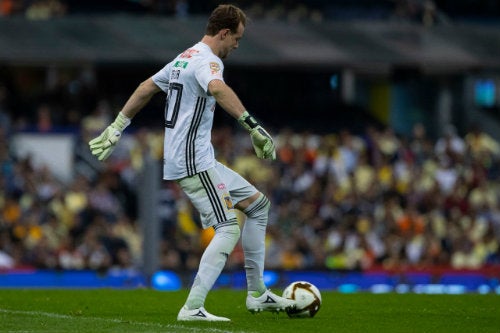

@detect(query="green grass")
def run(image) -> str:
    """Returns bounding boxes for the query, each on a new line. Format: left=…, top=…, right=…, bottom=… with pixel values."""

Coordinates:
left=0, top=289, right=499, bottom=333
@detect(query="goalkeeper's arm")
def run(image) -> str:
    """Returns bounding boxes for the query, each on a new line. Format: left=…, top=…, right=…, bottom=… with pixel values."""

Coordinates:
left=89, top=78, right=161, bottom=161
left=208, top=79, right=276, bottom=160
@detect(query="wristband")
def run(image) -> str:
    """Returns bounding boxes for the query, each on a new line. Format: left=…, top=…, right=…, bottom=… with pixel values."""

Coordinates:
left=112, top=112, right=131, bottom=131
left=238, top=111, right=259, bottom=131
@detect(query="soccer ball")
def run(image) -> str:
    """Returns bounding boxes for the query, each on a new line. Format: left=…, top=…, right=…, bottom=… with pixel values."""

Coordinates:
left=282, top=281, right=322, bottom=318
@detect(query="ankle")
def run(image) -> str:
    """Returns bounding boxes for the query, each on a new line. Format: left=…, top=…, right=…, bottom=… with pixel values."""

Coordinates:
left=248, top=290, right=263, bottom=297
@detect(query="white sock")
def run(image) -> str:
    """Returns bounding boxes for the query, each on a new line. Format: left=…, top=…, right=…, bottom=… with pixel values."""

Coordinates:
left=185, top=223, right=240, bottom=309
left=242, top=194, right=270, bottom=295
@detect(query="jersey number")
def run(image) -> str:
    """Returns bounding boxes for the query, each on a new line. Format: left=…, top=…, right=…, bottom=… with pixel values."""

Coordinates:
left=164, top=82, right=183, bottom=128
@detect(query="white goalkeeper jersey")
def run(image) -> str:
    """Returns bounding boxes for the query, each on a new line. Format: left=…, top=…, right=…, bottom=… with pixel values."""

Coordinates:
left=152, top=42, right=224, bottom=180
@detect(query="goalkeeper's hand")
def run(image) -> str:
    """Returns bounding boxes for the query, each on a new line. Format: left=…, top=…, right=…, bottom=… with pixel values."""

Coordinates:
left=238, top=111, right=276, bottom=160
left=88, top=112, right=131, bottom=161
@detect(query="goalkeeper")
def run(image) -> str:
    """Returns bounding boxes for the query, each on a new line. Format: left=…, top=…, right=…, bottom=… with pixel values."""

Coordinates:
left=89, top=4, right=294, bottom=322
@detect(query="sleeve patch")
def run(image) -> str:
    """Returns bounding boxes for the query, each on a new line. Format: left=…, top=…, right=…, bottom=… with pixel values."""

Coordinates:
left=210, top=62, right=221, bottom=75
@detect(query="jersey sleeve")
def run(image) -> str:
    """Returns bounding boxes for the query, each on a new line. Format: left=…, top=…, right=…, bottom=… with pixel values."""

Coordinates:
left=195, top=56, right=224, bottom=93
left=152, top=62, right=173, bottom=93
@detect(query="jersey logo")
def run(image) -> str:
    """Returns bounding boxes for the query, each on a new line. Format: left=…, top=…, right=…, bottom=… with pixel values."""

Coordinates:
left=223, top=193, right=234, bottom=210
left=210, top=62, right=221, bottom=75
left=180, top=49, right=198, bottom=58
left=263, top=295, right=277, bottom=304
left=173, top=60, right=188, bottom=68
left=193, top=310, right=207, bottom=318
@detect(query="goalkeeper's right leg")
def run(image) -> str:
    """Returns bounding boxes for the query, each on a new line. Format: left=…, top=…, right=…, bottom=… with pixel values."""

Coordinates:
left=179, top=223, right=240, bottom=317
left=177, top=167, right=243, bottom=320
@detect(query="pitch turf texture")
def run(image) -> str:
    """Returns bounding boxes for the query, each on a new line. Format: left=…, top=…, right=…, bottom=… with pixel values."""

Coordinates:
left=0, top=289, right=499, bottom=333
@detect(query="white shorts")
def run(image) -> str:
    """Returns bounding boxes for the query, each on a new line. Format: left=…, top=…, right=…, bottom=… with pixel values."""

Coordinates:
left=177, top=161, right=258, bottom=229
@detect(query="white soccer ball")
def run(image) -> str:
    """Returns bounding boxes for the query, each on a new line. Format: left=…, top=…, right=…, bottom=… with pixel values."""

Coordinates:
left=282, top=281, right=322, bottom=318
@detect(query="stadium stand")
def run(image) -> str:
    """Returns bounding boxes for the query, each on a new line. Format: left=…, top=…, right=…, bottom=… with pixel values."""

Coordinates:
left=1, top=0, right=500, bottom=291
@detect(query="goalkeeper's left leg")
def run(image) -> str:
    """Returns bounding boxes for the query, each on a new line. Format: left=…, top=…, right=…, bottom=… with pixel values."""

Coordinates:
left=207, top=162, right=271, bottom=295
left=241, top=194, right=296, bottom=313
left=241, top=193, right=270, bottom=295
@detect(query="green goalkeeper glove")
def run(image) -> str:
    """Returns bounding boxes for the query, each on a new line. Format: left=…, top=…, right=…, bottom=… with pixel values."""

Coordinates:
left=88, top=112, right=131, bottom=161
left=238, top=111, right=276, bottom=160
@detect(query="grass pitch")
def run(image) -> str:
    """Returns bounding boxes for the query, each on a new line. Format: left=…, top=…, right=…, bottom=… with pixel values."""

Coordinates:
left=0, top=289, right=499, bottom=333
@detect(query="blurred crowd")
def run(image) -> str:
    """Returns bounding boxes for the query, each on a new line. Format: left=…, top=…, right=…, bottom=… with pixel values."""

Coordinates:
left=1, top=1, right=499, bottom=275
left=1, top=92, right=500, bottom=272
left=0, top=0, right=449, bottom=26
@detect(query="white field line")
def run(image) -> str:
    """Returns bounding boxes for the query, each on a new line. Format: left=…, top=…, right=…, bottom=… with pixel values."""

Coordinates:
left=0, top=308, right=252, bottom=333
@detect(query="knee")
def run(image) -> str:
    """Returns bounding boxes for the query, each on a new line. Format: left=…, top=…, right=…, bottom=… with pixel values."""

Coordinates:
left=216, top=223, right=241, bottom=247
left=245, top=194, right=270, bottom=218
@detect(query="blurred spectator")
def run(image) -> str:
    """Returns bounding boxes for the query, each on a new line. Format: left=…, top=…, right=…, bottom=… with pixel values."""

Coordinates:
left=434, top=157, right=458, bottom=195
left=465, top=124, right=500, bottom=168
left=391, top=0, right=449, bottom=26
left=25, top=0, right=66, bottom=20
left=0, top=249, right=15, bottom=269
left=435, top=124, right=465, bottom=163
left=0, top=0, right=24, bottom=16
left=81, top=99, right=113, bottom=136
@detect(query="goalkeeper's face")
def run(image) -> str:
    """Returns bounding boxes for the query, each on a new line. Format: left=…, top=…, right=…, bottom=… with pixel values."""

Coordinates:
left=220, top=23, right=244, bottom=59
